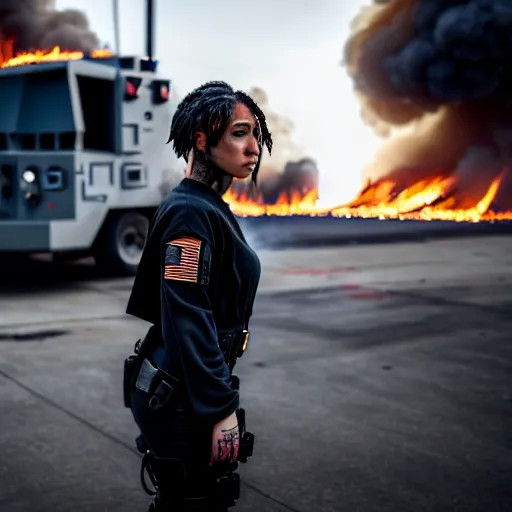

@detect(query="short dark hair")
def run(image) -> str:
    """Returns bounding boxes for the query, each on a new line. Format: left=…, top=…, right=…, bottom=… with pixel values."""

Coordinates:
left=167, top=81, right=273, bottom=182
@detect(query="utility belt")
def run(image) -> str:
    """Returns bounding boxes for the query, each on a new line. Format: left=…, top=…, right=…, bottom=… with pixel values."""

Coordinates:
left=218, top=328, right=250, bottom=372
left=123, top=325, right=250, bottom=412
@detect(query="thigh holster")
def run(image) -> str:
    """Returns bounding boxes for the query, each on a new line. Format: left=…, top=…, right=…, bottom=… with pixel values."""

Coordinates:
left=236, top=408, right=255, bottom=463
left=136, top=435, right=240, bottom=510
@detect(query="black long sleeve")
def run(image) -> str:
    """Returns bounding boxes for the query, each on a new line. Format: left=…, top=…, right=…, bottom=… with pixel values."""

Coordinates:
left=126, top=178, right=260, bottom=425
left=159, top=204, right=239, bottom=424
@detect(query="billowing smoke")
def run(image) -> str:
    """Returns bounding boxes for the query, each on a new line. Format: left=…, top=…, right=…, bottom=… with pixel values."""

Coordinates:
left=231, top=86, right=319, bottom=203
left=0, top=0, right=100, bottom=54
left=345, top=0, right=512, bottom=210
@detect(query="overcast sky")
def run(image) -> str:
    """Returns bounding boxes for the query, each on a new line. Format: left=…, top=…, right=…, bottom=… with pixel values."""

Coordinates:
left=56, top=0, right=380, bottom=205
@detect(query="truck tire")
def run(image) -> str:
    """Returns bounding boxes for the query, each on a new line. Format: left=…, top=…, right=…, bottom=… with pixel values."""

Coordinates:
left=93, top=211, right=150, bottom=276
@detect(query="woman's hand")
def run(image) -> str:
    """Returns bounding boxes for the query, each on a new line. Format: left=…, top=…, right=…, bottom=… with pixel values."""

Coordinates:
left=209, top=411, right=239, bottom=466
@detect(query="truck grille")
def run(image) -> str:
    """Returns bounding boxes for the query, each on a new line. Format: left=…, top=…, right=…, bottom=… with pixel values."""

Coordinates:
left=0, top=164, right=15, bottom=219
left=0, top=132, right=76, bottom=151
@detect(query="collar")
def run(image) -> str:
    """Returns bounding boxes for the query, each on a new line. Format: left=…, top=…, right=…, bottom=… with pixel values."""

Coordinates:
left=181, top=177, right=231, bottom=209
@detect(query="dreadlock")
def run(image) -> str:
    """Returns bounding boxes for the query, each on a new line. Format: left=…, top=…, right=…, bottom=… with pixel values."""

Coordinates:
left=167, top=81, right=273, bottom=183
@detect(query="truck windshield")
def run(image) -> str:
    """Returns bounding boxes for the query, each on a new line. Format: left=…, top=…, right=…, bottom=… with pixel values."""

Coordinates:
left=76, top=75, right=116, bottom=152
left=0, top=68, right=75, bottom=151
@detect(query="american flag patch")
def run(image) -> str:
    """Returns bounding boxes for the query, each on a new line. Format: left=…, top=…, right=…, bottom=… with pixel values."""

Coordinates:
left=164, top=237, right=202, bottom=283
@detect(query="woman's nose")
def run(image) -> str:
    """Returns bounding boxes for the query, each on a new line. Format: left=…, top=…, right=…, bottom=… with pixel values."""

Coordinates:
left=247, top=135, right=260, bottom=156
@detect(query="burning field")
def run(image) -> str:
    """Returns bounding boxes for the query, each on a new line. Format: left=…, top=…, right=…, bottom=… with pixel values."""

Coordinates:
left=227, top=0, right=512, bottom=224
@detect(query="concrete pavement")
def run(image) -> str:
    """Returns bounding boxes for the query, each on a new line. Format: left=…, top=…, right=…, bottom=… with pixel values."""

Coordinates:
left=0, top=235, right=511, bottom=511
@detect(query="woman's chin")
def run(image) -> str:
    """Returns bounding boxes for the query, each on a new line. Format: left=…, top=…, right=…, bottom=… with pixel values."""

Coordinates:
left=231, top=168, right=253, bottom=180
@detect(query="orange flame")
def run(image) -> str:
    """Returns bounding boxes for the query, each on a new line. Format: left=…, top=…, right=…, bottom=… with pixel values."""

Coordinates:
left=224, top=187, right=327, bottom=217
left=225, top=172, right=512, bottom=222
left=0, top=40, right=112, bottom=68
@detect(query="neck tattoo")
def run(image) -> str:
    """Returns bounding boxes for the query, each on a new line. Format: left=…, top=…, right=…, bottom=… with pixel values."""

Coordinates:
left=190, top=152, right=233, bottom=196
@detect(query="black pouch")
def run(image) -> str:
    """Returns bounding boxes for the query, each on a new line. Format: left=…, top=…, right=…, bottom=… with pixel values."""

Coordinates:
left=123, top=325, right=160, bottom=408
left=236, top=408, right=255, bottom=463
left=134, top=356, right=180, bottom=412
left=148, top=374, right=178, bottom=411
left=123, top=337, right=144, bottom=408
left=123, top=352, right=138, bottom=408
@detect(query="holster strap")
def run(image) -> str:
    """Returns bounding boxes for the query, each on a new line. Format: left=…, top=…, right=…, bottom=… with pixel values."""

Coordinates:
left=135, top=357, right=179, bottom=411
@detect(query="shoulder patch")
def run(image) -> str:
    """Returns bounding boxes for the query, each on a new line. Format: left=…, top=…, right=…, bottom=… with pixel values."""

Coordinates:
left=163, top=236, right=211, bottom=284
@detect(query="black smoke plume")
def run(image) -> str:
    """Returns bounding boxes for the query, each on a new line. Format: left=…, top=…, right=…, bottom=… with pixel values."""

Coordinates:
left=0, top=0, right=100, bottom=54
left=344, top=0, right=512, bottom=211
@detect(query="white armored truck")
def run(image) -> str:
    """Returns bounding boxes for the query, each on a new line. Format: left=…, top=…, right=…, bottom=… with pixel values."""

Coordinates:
left=0, top=52, right=179, bottom=275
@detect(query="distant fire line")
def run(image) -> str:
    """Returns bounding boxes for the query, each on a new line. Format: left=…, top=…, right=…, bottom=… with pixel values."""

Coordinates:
left=226, top=172, right=512, bottom=222
left=0, top=40, right=112, bottom=68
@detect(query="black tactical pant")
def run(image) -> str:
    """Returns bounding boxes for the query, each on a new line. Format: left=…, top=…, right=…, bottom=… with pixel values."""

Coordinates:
left=130, top=387, right=239, bottom=511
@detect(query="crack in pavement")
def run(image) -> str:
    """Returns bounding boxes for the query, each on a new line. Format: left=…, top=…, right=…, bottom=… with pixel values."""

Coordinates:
left=0, top=367, right=301, bottom=512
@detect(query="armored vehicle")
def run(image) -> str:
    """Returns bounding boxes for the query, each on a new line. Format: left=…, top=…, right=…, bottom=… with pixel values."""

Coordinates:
left=0, top=50, right=178, bottom=275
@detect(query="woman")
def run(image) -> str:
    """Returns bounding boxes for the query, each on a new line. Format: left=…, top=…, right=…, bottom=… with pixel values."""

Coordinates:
left=124, top=81, right=273, bottom=511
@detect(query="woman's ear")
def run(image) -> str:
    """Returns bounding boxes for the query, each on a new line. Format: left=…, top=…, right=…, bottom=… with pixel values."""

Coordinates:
left=195, top=131, right=207, bottom=152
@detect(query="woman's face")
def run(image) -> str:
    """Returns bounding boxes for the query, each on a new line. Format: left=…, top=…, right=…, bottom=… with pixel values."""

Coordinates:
left=208, top=102, right=261, bottom=180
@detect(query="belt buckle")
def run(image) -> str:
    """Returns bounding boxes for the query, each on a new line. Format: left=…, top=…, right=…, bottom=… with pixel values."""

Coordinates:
left=236, top=329, right=249, bottom=358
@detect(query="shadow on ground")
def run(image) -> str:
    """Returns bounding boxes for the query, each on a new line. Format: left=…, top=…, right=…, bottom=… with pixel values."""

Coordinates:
left=0, top=254, right=123, bottom=294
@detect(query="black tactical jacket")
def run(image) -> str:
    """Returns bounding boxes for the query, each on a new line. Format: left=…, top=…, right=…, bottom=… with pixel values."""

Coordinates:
left=126, top=178, right=261, bottom=424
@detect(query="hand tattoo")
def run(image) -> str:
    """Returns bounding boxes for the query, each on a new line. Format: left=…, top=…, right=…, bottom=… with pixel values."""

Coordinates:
left=217, top=426, right=240, bottom=463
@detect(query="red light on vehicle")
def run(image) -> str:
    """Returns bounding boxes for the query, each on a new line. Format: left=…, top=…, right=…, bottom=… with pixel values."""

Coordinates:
left=125, top=76, right=142, bottom=101
left=126, top=81, right=137, bottom=96
left=152, top=80, right=171, bottom=104
left=160, top=84, right=169, bottom=100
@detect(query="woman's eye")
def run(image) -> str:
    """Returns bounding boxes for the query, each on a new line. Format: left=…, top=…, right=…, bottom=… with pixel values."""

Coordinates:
left=233, top=131, right=247, bottom=137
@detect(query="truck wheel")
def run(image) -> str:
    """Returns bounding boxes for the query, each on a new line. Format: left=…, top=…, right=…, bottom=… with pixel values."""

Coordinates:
left=94, top=211, right=150, bottom=276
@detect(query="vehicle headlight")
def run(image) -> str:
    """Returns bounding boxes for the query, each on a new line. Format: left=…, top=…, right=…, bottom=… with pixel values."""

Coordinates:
left=22, top=169, right=37, bottom=184
left=20, top=166, right=41, bottom=206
